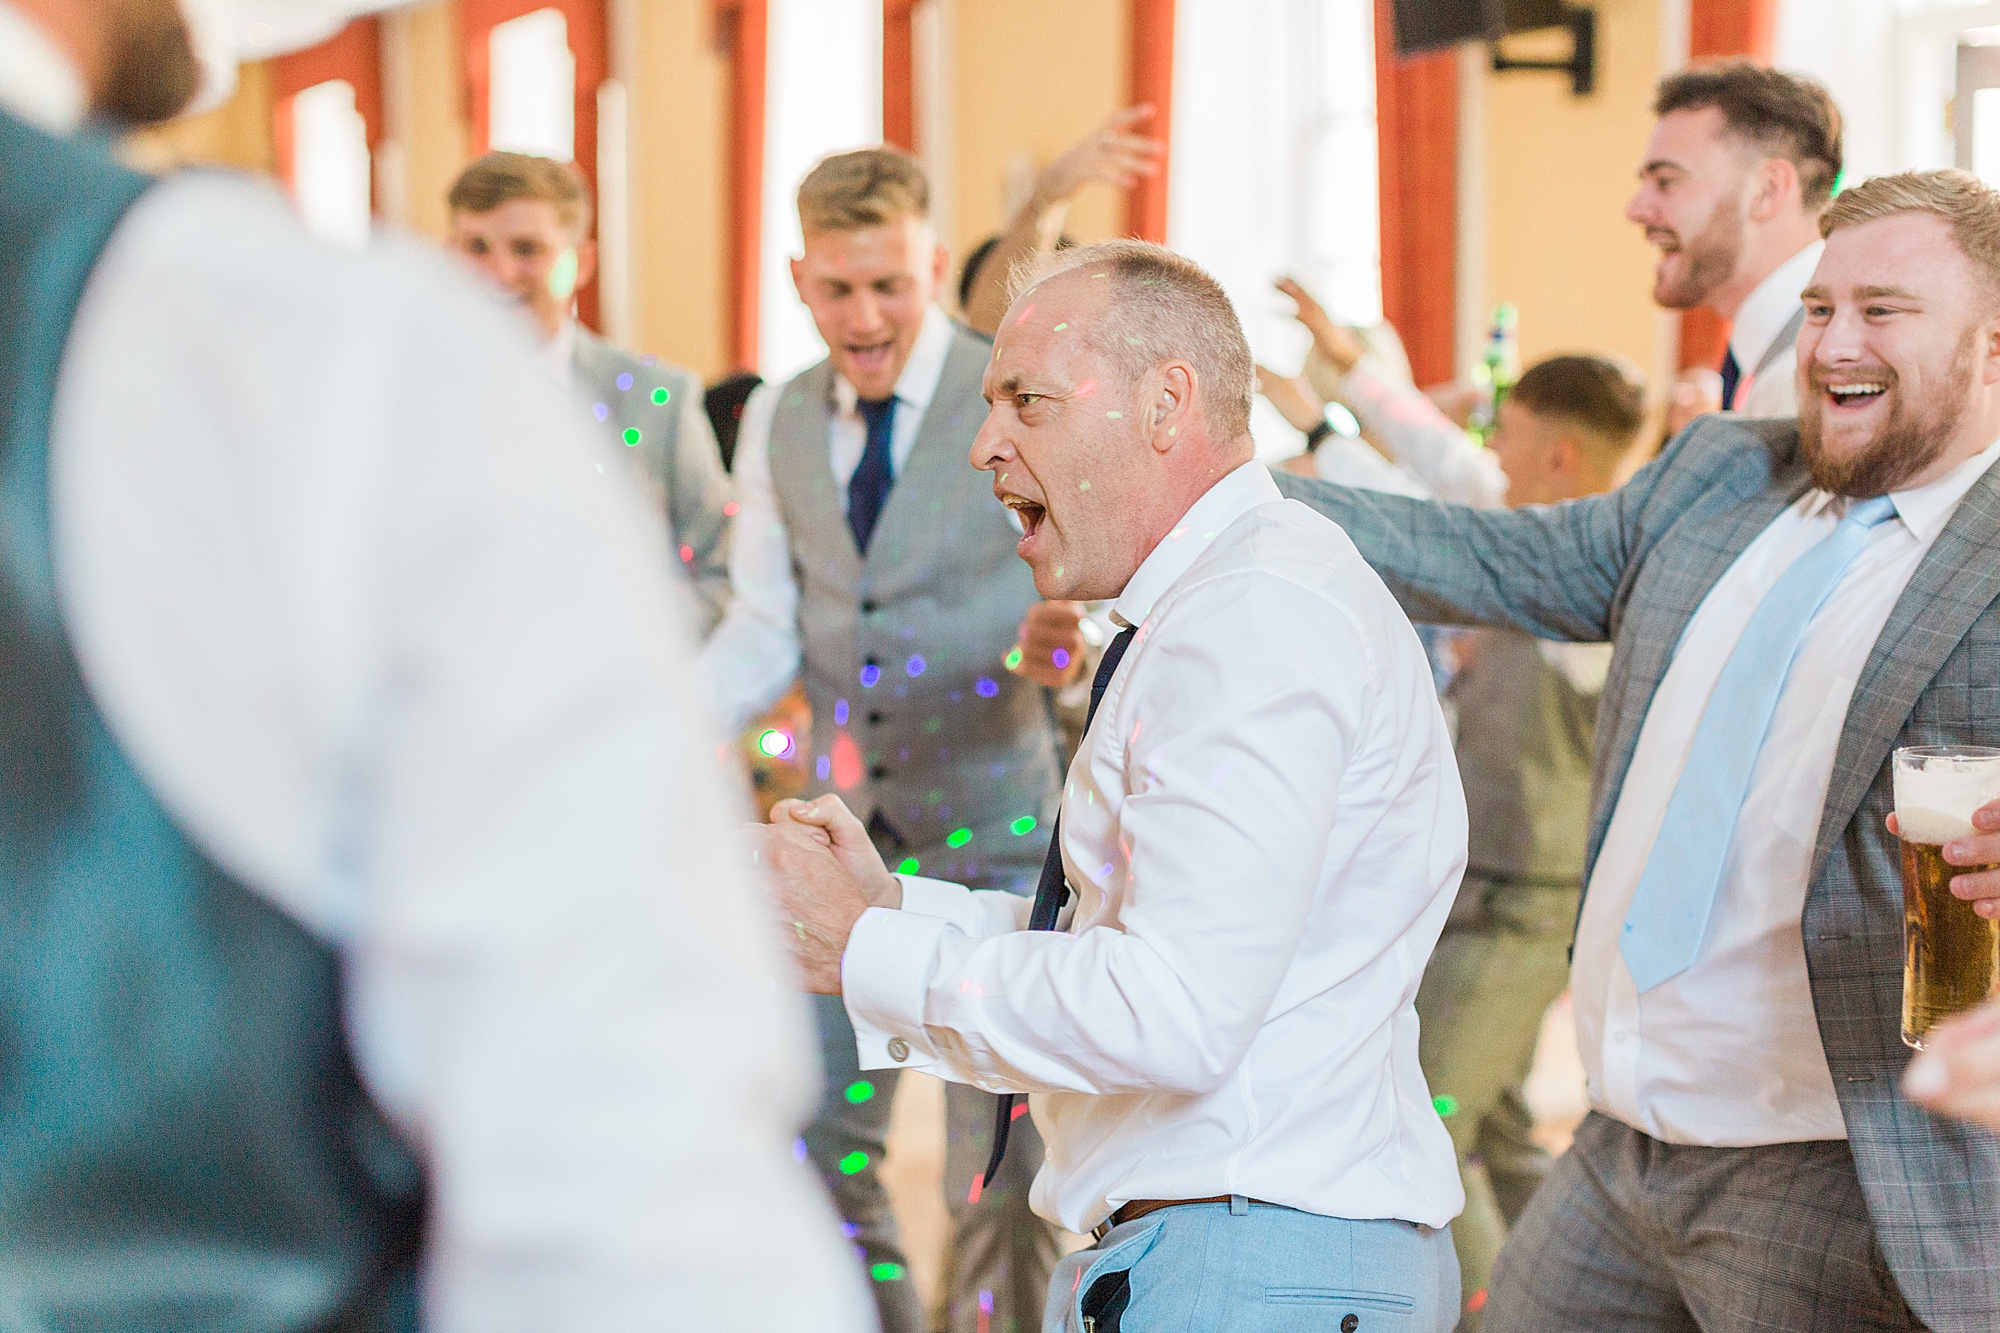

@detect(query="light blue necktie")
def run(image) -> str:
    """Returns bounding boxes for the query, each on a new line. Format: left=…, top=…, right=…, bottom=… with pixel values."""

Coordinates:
left=1619, top=495, right=1899, bottom=992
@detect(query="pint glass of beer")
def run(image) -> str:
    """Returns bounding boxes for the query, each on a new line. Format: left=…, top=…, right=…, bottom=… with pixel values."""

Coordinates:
left=1894, top=746, right=2000, bottom=1049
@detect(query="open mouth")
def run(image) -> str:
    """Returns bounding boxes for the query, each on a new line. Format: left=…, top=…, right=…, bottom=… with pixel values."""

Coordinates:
left=846, top=338, right=896, bottom=377
left=1825, top=381, right=1888, bottom=411
left=1002, top=494, right=1048, bottom=540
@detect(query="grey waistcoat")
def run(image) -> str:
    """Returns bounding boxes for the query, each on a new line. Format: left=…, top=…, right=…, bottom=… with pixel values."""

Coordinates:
left=1450, top=628, right=1601, bottom=885
left=768, top=323, right=1060, bottom=892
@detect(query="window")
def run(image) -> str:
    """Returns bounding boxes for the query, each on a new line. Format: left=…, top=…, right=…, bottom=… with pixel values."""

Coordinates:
left=291, top=79, right=372, bottom=247
left=1169, top=0, right=1380, bottom=456
left=489, top=7, right=576, bottom=161
left=760, top=0, right=883, bottom=377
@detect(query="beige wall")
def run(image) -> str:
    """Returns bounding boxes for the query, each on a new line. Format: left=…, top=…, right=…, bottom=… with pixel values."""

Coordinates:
left=1472, top=0, right=1667, bottom=406
left=387, top=1, right=470, bottom=241
left=621, top=2, right=732, bottom=379
left=945, top=0, right=1130, bottom=272
left=122, top=60, right=276, bottom=175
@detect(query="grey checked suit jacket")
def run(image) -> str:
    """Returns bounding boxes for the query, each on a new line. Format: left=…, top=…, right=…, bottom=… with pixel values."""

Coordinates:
left=1275, top=415, right=2000, bottom=1331
left=572, top=329, right=733, bottom=635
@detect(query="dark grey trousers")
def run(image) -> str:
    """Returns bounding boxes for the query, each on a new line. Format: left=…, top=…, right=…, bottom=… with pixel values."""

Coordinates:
left=1486, top=1112, right=1927, bottom=1332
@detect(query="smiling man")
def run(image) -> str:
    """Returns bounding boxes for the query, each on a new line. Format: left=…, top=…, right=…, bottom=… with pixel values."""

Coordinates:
left=699, top=147, right=1074, bottom=1333
left=446, top=152, right=732, bottom=632
left=1627, top=61, right=1842, bottom=415
left=763, top=240, right=1469, bottom=1333
left=1272, top=169, right=2000, bottom=1332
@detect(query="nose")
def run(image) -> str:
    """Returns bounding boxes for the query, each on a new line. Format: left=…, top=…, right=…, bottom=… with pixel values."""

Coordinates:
left=1808, top=306, right=1868, bottom=368
left=970, top=403, right=1013, bottom=473
left=1623, top=184, right=1654, bottom=228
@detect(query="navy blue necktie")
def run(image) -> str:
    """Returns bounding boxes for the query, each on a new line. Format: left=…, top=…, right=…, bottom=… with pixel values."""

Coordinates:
left=980, top=625, right=1137, bottom=1192
left=849, top=396, right=897, bottom=553
left=1719, top=347, right=1742, bottom=412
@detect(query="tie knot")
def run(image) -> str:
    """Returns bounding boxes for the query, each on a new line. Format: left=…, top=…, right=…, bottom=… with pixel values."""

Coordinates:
left=1843, top=495, right=1897, bottom=529
left=857, top=396, right=896, bottom=428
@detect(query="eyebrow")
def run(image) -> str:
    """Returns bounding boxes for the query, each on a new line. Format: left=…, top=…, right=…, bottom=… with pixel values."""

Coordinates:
left=1639, top=159, right=1685, bottom=177
left=1799, top=284, right=1924, bottom=302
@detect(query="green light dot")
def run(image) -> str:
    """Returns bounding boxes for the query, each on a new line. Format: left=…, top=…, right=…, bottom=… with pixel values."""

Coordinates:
left=844, top=1080, right=875, bottom=1105
left=1010, top=815, right=1037, bottom=836
left=896, top=856, right=920, bottom=874
left=946, top=827, right=973, bottom=849
left=651, top=386, right=670, bottom=405
left=622, top=427, right=641, bottom=447
left=871, top=1262, right=906, bottom=1282
left=838, top=1151, right=869, bottom=1175
left=1004, top=647, right=1024, bottom=670
left=1433, top=1095, right=1460, bottom=1118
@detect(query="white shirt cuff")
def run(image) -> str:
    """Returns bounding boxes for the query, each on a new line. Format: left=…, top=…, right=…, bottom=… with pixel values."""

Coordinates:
left=843, top=905, right=951, bottom=1073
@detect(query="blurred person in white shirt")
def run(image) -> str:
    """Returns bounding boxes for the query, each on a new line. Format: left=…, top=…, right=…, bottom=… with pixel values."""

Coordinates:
left=0, top=2, right=866, bottom=1329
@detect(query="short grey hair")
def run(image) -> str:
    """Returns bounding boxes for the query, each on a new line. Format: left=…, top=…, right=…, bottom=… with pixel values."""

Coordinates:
left=1014, top=240, right=1255, bottom=440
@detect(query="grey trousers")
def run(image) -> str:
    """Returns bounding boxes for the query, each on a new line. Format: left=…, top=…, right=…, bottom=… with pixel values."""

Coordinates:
left=938, top=1079, right=1060, bottom=1333
left=1414, top=872, right=1579, bottom=1328
left=806, top=994, right=1061, bottom=1333
left=1486, top=1112, right=1928, bottom=1333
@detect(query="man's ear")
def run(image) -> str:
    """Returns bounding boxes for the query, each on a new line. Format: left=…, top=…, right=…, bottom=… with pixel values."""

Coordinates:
left=1546, top=433, right=1581, bottom=479
left=931, top=243, right=950, bottom=295
left=1980, top=316, right=2000, bottom=387
left=1149, top=362, right=1197, bottom=453
left=1747, top=156, right=1802, bottom=224
left=573, top=238, right=599, bottom=293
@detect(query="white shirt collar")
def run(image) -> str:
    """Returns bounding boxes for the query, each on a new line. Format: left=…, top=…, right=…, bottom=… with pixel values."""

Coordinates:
left=1111, top=461, right=1281, bottom=630
left=0, top=4, right=88, bottom=134
left=831, top=305, right=955, bottom=419
left=543, top=316, right=577, bottom=388
left=1887, top=435, right=2000, bottom=544
left=1730, top=241, right=1823, bottom=373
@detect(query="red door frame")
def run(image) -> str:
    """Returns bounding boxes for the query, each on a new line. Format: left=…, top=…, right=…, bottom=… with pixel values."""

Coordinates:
left=1677, top=0, right=1779, bottom=371
left=1373, top=0, right=1458, bottom=387
left=270, top=19, right=386, bottom=204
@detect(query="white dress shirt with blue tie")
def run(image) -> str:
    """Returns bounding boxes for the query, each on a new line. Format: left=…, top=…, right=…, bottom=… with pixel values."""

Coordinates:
left=842, top=462, right=1469, bottom=1234
left=1575, top=438, right=2000, bottom=1146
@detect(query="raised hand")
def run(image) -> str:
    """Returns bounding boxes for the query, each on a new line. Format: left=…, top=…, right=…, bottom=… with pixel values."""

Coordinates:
left=1011, top=600, right=1088, bottom=689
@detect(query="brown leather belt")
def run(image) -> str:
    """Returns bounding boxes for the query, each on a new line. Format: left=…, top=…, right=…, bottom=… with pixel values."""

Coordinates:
left=1093, top=1195, right=1265, bottom=1241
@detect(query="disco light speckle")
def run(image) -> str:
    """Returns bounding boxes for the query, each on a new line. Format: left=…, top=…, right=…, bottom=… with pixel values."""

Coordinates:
left=896, top=856, right=920, bottom=874
left=616, top=372, right=634, bottom=391
left=1004, top=647, right=1024, bottom=671
left=622, top=427, right=641, bottom=447
left=1010, top=815, right=1037, bottom=836
left=976, top=677, right=1000, bottom=698
left=839, top=1151, right=869, bottom=1175
left=844, top=1079, right=875, bottom=1104
left=651, top=386, right=670, bottom=405
left=860, top=664, right=882, bottom=688
left=946, top=827, right=973, bottom=849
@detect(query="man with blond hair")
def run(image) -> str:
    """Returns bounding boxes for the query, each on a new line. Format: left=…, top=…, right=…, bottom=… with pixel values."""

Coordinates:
left=448, top=151, right=731, bottom=631
left=762, top=240, right=1467, bottom=1332
left=1277, top=169, right=2000, bottom=1331
left=701, top=147, right=1075, bottom=1333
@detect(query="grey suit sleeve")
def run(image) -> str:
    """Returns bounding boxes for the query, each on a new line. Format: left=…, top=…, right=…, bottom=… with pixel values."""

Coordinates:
left=665, top=374, right=733, bottom=639
left=1270, top=451, right=1670, bottom=642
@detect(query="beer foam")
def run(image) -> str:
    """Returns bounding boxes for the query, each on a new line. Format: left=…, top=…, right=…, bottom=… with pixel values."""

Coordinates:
left=1895, top=752, right=2000, bottom=843
left=1896, top=806, right=1976, bottom=846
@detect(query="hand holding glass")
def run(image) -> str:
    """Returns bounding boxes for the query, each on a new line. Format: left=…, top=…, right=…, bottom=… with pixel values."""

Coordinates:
left=1893, top=746, right=2000, bottom=1049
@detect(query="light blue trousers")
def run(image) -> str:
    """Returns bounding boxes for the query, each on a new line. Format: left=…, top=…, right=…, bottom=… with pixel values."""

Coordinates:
left=1045, top=1197, right=1459, bottom=1332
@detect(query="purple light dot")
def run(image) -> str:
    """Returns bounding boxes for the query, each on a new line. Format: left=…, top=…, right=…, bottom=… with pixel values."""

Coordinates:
left=793, top=1138, right=808, bottom=1162
left=860, top=665, right=882, bottom=688
left=976, top=677, right=1000, bottom=698
left=833, top=699, right=850, bottom=726
left=979, top=1291, right=994, bottom=1315
left=1051, top=648, right=1071, bottom=669
left=616, top=372, right=634, bottom=391
left=816, top=755, right=832, bottom=781
left=906, top=655, right=926, bottom=677
left=842, top=1222, right=861, bottom=1238
left=592, top=402, right=609, bottom=421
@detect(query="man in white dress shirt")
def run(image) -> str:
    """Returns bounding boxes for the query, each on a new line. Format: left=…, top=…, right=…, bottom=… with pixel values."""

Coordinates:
left=763, top=240, right=1466, bottom=1333
left=0, top=2, right=868, bottom=1328
left=1626, top=60, right=1844, bottom=416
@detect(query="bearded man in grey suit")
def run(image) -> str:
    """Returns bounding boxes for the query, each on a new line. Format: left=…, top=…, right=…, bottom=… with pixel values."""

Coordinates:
left=449, top=152, right=731, bottom=632
left=1277, top=169, right=2000, bottom=1332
